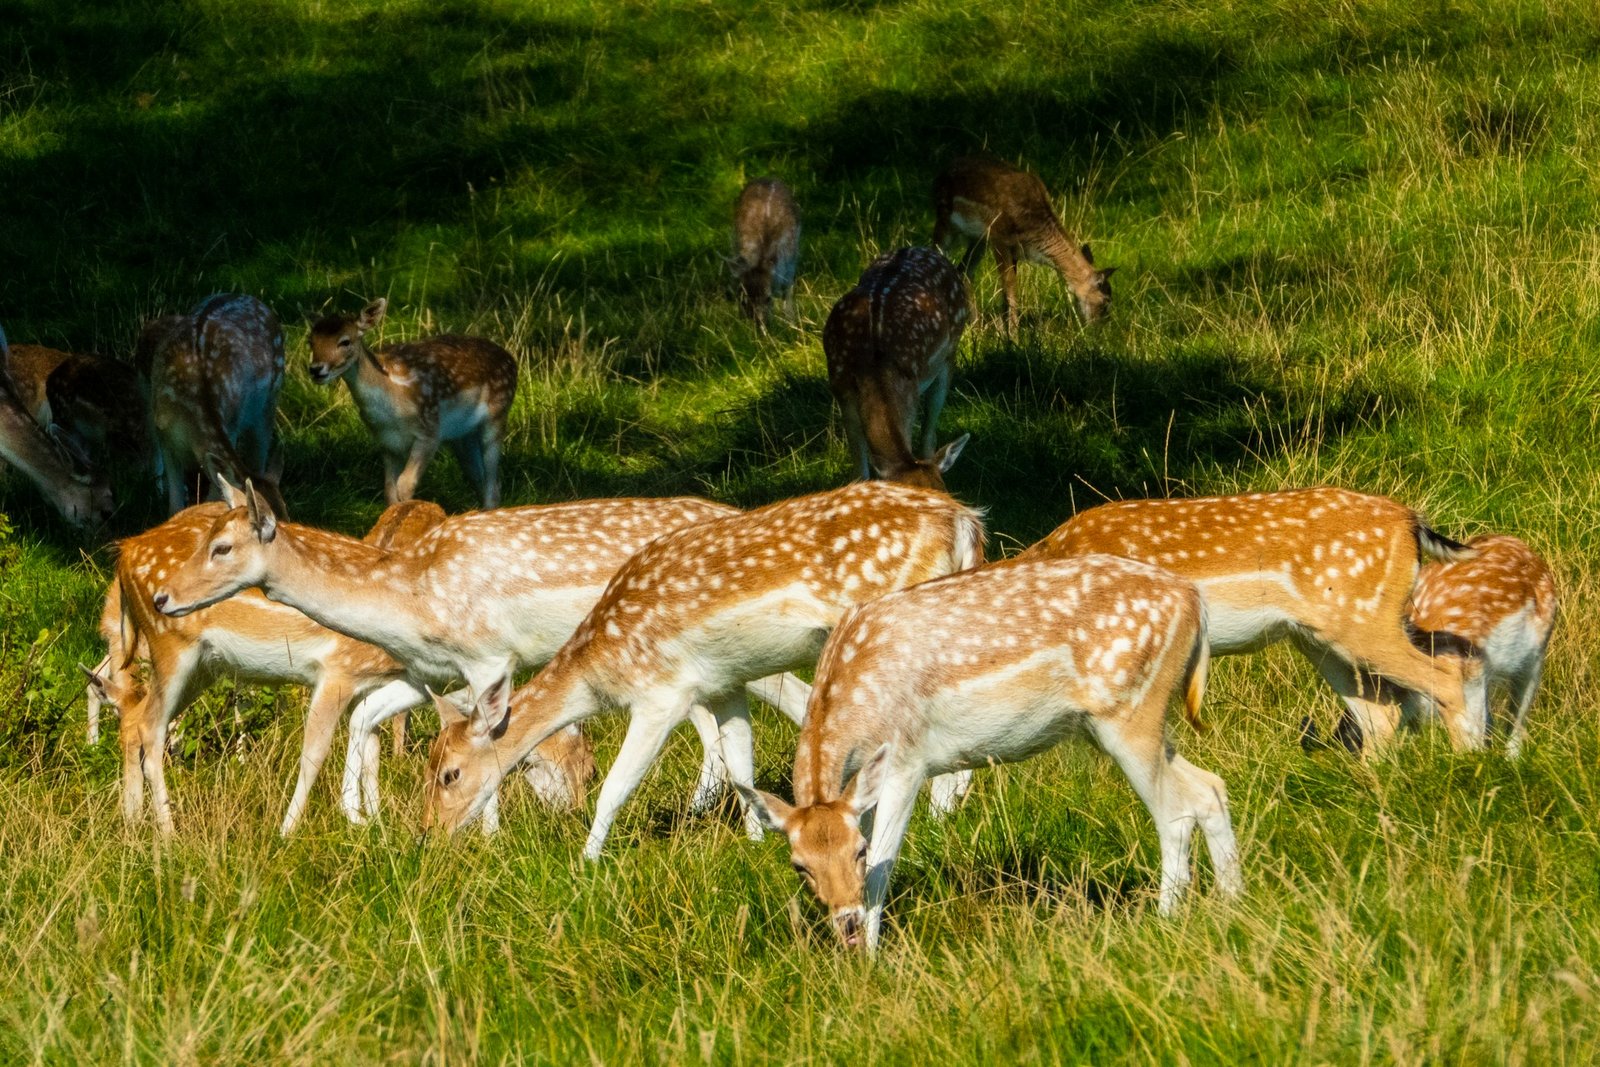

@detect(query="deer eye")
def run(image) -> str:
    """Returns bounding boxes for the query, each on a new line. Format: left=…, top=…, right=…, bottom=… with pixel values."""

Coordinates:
left=338, top=337, right=353, bottom=348
left=855, top=843, right=869, bottom=862
left=441, top=768, right=461, bottom=788
left=791, top=861, right=808, bottom=877
left=211, top=542, right=232, bottom=559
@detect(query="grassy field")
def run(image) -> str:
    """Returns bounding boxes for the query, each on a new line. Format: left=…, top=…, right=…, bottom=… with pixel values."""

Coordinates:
left=4, top=0, right=1600, bottom=1060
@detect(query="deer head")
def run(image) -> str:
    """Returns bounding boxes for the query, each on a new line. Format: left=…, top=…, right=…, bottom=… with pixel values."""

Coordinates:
left=308, top=298, right=386, bottom=385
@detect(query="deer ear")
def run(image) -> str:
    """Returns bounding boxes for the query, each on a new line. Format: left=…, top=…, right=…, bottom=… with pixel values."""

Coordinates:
left=356, top=298, right=387, bottom=332
left=79, top=662, right=111, bottom=702
left=244, top=479, right=278, bottom=544
left=429, top=687, right=469, bottom=727
left=1080, top=243, right=1095, bottom=265
left=1098, top=266, right=1118, bottom=280
left=471, top=675, right=513, bottom=741
left=214, top=466, right=248, bottom=508
left=843, top=743, right=893, bottom=816
left=735, top=784, right=796, bottom=833
left=934, top=433, right=970, bottom=474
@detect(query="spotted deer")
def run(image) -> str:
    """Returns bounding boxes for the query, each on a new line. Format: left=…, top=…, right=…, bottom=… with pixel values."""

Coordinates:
left=824, top=247, right=972, bottom=491
left=84, top=499, right=595, bottom=835
left=738, top=555, right=1241, bottom=951
left=150, top=487, right=815, bottom=828
left=143, top=295, right=288, bottom=517
left=729, top=178, right=801, bottom=330
left=1020, top=487, right=1477, bottom=751
left=5, top=342, right=149, bottom=474
left=423, top=480, right=987, bottom=858
left=932, top=156, right=1115, bottom=329
left=0, top=325, right=114, bottom=526
left=309, top=298, right=518, bottom=508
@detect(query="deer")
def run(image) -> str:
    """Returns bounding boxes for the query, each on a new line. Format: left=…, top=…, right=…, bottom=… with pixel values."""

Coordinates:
left=142, top=295, right=288, bottom=517
left=422, top=479, right=987, bottom=858
left=148, top=486, right=817, bottom=827
left=729, top=178, right=801, bottom=331
left=4, top=342, right=150, bottom=475
left=308, top=298, right=518, bottom=508
left=1019, top=487, right=1479, bottom=753
left=737, top=554, right=1242, bottom=951
left=1393, top=535, right=1556, bottom=757
left=931, top=156, right=1116, bottom=330
left=83, top=498, right=595, bottom=835
left=824, top=247, right=972, bottom=491
left=0, top=325, right=115, bottom=527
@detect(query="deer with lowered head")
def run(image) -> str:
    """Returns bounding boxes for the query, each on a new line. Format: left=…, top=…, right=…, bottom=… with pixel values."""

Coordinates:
left=729, top=178, right=801, bottom=331
left=142, top=295, right=288, bottom=517
left=309, top=298, right=518, bottom=509
left=4, top=341, right=150, bottom=478
left=0, top=325, right=114, bottom=527
left=148, top=484, right=815, bottom=829
left=1020, top=487, right=1479, bottom=752
left=932, top=156, right=1115, bottom=330
left=739, top=554, right=1241, bottom=952
left=825, top=247, right=971, bottom=491
left=422, top=480, right=986, bottom=857
left=85, top=497, right=596, bottom=835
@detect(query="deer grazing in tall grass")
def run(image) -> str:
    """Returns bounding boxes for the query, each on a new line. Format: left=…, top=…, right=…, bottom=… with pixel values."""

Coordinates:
left=308, top=298, right=518, bottom=508
left=825, top=247, right=971, bottom=491
left=1020, top=487, right=1478, bottom=752
left=142, top=295, right=288, bottom=517
left=0, top=325, right=114, bottom=527
left=729, top=178, right=801, bottom=331
left=423, top=480, right=987, bottom=857
left=5, top=342, right=150, bottom=476
left=932, top=156, right=1116, bottom=330
left=150, top=486, right=815, bottom=828
left=739, top=555, right=1241, bottom=951
left=85, top=498, right=595, bottom=835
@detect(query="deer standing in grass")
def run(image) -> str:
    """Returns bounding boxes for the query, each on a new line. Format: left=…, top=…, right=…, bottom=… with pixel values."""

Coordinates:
left=739, top=555, right=1241, bottom=952
left=309, top=298, right=518, bottom=508
left=0, top=325, right=114, bottom=526
left=932, top=156, right=1115, bottom=330
left=85, top=498, right=595, bottom=835
left=729, top=179, right=801, bottom=331
left=825, top=247, right=972, bottom=491
left=150, top=487, right=814, bottom=828
left=1020, top=487, right=1478, bottom=751
left=143, top=295, right=288, bottom=517
left=423, top=480, right=986, bottom=857
left=5, top=342, right=150, bottom=475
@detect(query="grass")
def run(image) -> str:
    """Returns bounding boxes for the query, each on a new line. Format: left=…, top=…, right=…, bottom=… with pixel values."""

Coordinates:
left=4, top=0, right=1600, bottom=1060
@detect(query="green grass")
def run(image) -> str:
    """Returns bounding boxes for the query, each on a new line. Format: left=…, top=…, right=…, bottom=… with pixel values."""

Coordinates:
left=5, top=0, right=1600, bottom=1060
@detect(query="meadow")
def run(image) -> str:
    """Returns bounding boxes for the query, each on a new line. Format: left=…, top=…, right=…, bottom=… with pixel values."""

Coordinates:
left=3, top=0, right=1600, bottom=1060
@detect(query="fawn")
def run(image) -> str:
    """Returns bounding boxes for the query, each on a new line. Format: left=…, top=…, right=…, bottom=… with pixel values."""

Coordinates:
left=740, top=555, right=1241, bottom=951
left=932, top=156, right=1115, bottom=329
left=308, top=298, right=518, bottom=508
left=422, top=480, right=987, bottom=857
left=825, top=247, right=972, bottom=490
left=729, top=178, right=801, bottom=330
left=1021, top=487, right=1478, bottom=752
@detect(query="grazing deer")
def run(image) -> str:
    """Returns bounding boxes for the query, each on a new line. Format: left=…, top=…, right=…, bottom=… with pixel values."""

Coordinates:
left=308, top=298, right=518, bottom=508
left=824, top=247, right=972, bottom=490
left=422, top=480, right=987, bottom=857
left=931, top=156, right=1115, bottom=329
left=5, top=343, right=149, bottom=473
left=1402, top=535, right=1557, bottom=757
left=1020, top=487, right=1478, bottom=751
left=149, top=487, right=815, bottom=822
left=738, top=555, right=1241, bottom=951
left=84, top=499, right=595, bottom=835
left=0, top=326, right=114, bottom=527
left=729, top=179, right=801, bottom=330
left=144, top=295, right=288, bottom=517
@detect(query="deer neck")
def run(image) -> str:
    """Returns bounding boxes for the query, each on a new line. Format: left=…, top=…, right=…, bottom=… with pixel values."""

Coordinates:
left=854, top=375, right=922, bottom=474
left=0, top=388, right=74, bottom=489
left=793, top=710, right=884, bottom=808
left=343, top=343, right=410, bottom=423
left=494, top=650, right=604, bottom=771
left=1033, top=226, right=1096, bottom=289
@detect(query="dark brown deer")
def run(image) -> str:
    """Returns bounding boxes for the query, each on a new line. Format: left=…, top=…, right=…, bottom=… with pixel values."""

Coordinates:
left=0, top=326, right=114, bottom=526
left=932, top=156, right=1115, bottom=329
left=144, top=295, right=288, bottom=517
left=309, top=298, right=517, bottom=508
left=824, top=247, right=970, bottom=491
left=4, top=343, right=149, bottom=474
left=729, top=179, right=801, bottom=330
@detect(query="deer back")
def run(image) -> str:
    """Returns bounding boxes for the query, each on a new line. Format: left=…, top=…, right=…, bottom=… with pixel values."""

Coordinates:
left=731, top=178, right=801, bottom=313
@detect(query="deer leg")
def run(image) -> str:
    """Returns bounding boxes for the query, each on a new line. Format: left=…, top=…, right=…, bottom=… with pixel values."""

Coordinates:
left=957, top=237, right=987, bottom=277
left=1295, top=639, right=1402, bottom=757
left=85, top=653, right=114, bottom=745
left=1505, top=656, right=1544, bottom=759
left=1347, top=633, right=1479, bottom=751
left=686, top=703, right=728, bottom=816
left=161, top=445, right=189, bottom=515
left=917, top=362, right=952, bottom=460
left=583, top=693, right=695, bottom=860
left=393, top=436, right=440, bottom=503
left=862, top=774, right=921, bottom=953
left=927, top=769, right=972, bottom=817
left=1168, top=754, right=1242, bottom=899
left=447, top=434, right=488, bottom=507
left=743, top=672, right=811, bottom=726
left=381, top=449, right=406, bottom=505
left=1095, top=718, right=1199, bottom=913
left=280, top=675, right=349, bottom=836
left=479, top=424, right=503, bottom=510
left=993, top=244, right=1020, bottom=333
left=709, top=691, right=763, bottom=842
left=390, top=711, right=408, bottom=757
left=340, top=679, right=426, bottom=823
